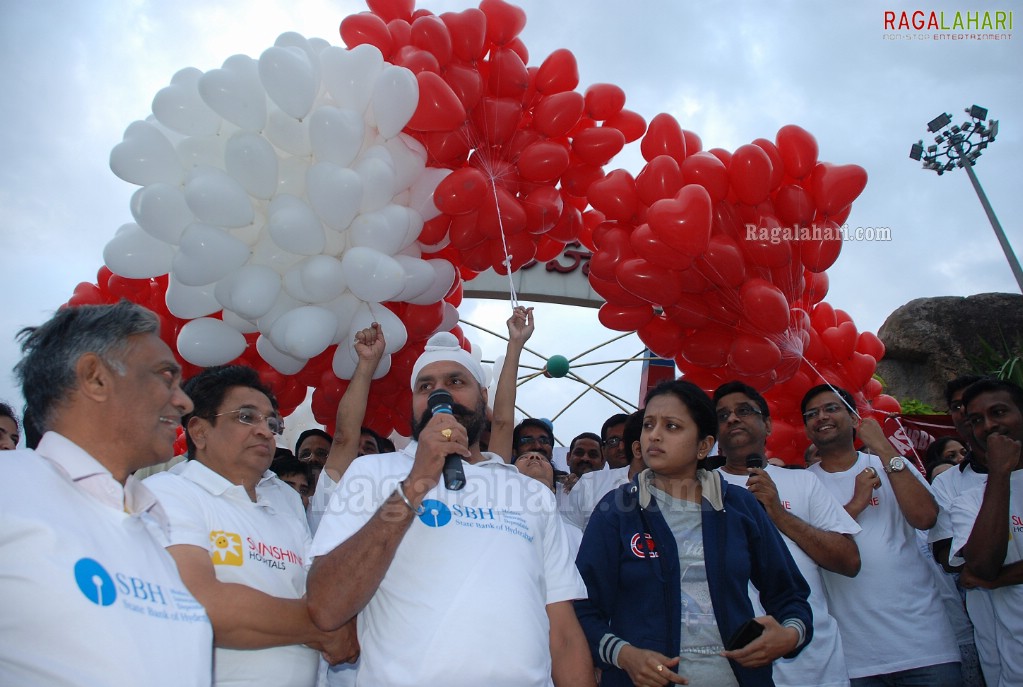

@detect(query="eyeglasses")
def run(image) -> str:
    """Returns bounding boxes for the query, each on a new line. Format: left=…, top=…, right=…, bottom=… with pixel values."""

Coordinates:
left=948, top=401, right=965, bottom=413
left=213, top=408, right=284, bottom=435
left=299, top=447, right=330, bottom=461
left=517, top=435, right=552, bottom=447
left=802, top=402, right=846, bottom=422
left=603, top=436, right=623, bottom=448
left=716, top=404, right=763, bottom=423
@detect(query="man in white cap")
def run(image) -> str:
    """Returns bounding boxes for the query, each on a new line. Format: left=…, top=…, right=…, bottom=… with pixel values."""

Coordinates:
left=307, top=332, right=595, bottom=687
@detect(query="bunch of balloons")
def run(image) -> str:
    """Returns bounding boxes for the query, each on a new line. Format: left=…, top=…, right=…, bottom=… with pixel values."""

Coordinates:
left=339, top=0, right=644, bottom=278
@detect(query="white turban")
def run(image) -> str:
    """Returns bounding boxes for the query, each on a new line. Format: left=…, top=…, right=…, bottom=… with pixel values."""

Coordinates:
left=410, top=332, right=486, bottom=390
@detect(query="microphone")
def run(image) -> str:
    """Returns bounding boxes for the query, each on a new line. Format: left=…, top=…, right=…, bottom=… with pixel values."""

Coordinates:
left=745, top=453, right=765, bottom=470
left=427, top=389, right=466, bottom=491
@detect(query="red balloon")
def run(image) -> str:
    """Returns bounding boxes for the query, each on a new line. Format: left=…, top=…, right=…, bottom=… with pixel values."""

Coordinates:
left=367, top=0, right=414, bottom=22
left=533, top=91, right=585, bottom=138
left=480, top=0, right=527, bottom=45
left=752, top=138, right=784, bottom=191
left=641, top=113, right=686, bottom=164
left=442, top=63, right=484, bottom=111
left=695, top=234, right=746, bottom=288
left=680, top=152, right=729, bottom=203
left=534, top=48, right=579, bottom=94
left=468, top=97, right=522, bottom=146
left=420, top=127, right=471, bottom=165
left=584, top=83, right=626, bottom=121
left=589, top=274, right=647, bottom=308
left=871, top=394, right=902, bottom=415
left=616, top=258, right=682, bottom=307
left=477, top=187, right=527, bottom=238
left=638, top=316, right=685, bottom=359
left=561, top=162, right=604, bottom=197
left=646, top=188, right=712, bottom=258
left=410, top=15, right=453, bottom=65
left=740, top=279, right=790, bottom=335
left=678, top=326, right=733, bottom=368
left=843, top=352, right=877, bottom=389
left=822, top=321, right=858, bottom=361
left=635, top=155, right=683, bottom=206
left=440, top=9, right=487, bottom=62
left=856, top=331, right=885, bottom=360
left=729, top=335, right=782, bottom=376
left=603, top=109, right=646, bottom=143
left=572, top=127, right=626, bottom=167
left=676, top=266, right=710, bottom=293
left=517, top=140, right=570, bottom=183
left=589, top=224, right=635, bottom=282
left=708, top=148, right=732, bottom=168
left=801, top=270, right=829, bottom=306
left=394, top=45, right=440, bottom=75
left=545, top=203, right=582, bottom=242
left=340, top=13, right=394, bottom=56
left=491, top=231, right=537, bottom=274
left=682, top=130, right=703, bottom=155
left=534, top=236, right=564, bottom=262
left=729, top=144, right=773, bottom=205
left=664, top=294, right=711, bottom=329
left=599, top=303, right=654, bottom=331
left=774, top=184, right=815, bottom=227
left=387, top=19, right=412, bottom=48
left=434, top=167, right=488, bottom=214
left=487, top=47, right=530, bottom=98
left=587, top=169, right=638, bottom=223
left=799, top=220, right=843, bottom=273
left=506, top=37, right=529, bottom=65
left=448, top=211, right=486, bottom=249
left=740, top=215, right=792, bottom=268
left=775, top=125, right=819, bottom=179
left=522, top=185, right=563, bottom=234
left=406, top=72, right=466, bottom=131
left=403, top=302, right=445, bottom=339
left=629, top=223, right=693, bottom=271
left=67, top=281, right=107, bottom=307
left=810, top=163, right=868, bottom=216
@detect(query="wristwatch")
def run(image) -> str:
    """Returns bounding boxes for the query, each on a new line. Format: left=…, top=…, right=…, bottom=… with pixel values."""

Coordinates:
left=884, top=456, right=907, bottom=474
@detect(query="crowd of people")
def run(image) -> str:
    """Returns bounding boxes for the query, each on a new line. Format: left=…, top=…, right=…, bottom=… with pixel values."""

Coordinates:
left=1, top=300, right=1021, bottom=687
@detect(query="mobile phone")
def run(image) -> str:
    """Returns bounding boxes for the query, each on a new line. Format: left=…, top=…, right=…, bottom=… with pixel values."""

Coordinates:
left=745, top=453, right=765, bottom=470
left=725, top=619, right=764, bottom=650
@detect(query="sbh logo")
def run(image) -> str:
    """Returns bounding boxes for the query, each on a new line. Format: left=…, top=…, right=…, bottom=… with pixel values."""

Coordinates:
left=418, top=499, right=452, bottom=528
left=630, top=533, right=659, bottom=558
left=74, top=557, right=116, bottom=606
left=210, top=530, right=244, bottom=566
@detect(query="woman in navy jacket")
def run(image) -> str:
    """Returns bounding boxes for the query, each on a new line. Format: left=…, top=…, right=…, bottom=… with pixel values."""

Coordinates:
left=575, top=380, right=811, bottom=686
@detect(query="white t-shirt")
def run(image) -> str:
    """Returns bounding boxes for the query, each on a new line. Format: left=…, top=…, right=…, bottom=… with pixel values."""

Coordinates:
left=928, top=462, right=1000, bottom=685
left=0, top=434, right=213, bottom=687
left=146, top=461, right=318, bottom=687
left=718, top=465, right=859, bottom=687
left=310, top=445, right=586, bottom=687
left=808, top=453, right=960, bottom=678
left=565, top=465, right=631, bottom=532
left=949, top=471, right=1023, bottom=687
left=308, top=468, right=340, bottom=535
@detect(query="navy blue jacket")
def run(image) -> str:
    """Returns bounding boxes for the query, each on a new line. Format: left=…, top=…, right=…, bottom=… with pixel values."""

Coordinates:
left=574, top=469, right=812, bottom=687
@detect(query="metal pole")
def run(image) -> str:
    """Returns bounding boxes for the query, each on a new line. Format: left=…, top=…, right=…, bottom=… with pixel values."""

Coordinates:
left=955, top=142, right=1023, bottom=293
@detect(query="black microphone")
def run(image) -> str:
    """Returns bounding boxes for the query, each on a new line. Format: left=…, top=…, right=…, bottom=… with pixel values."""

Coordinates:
left=745, top=453, right=765, bottom=470
left=427, top=389, right=466, bottom=491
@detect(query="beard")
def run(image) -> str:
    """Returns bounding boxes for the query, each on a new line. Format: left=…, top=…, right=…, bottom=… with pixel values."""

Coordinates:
left=411, top=394, right=488, bottom=447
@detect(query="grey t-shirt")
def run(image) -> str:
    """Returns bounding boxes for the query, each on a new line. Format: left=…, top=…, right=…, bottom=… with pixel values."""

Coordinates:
left=651, top=485, right=739, bottom=687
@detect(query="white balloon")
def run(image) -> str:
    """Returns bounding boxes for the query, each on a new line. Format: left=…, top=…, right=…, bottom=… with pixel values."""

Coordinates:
left=331, top=337, right=359, bottom=379
left=306, top=163, right=362, bottom=230
left=408, top=167, right=450, bottom=222
left=393, top=255, right=435, bottom=302
left=354, top=154, right=396, bottom=213
left=385, top=134, right=428, bottom=191
left=286, top=255, right=347, bottom=303
left=184, top=166, right=254, bottom=228
left=177, top=318, right=247, bottom=367
left=131, top=182, right=194, bottom=244
left=322, top=291, right=361, bottom=342
left=323, top=227, right=347, bottom=257
left=370, top=65, right=418, bottom=139
left=372, top=354, right=392, bottom=380
left=152, top=67, right=222, bottom=136
left=265, top=105, right=311, bottom=156
left=225, top=132, right=278, bottom=199
left=110, top=120, right=184, bottom=186
left=348, top=207, right=407, bottom=255
left=256, top=334, right=307, bottom=375
left=309, top=106, right=364, bottom=167
left=198, top=54, right=267, bottom=131
left=256, top=292, right=302, bottom=334
left=103, top=223, right=175, bottom=279
left=221, top=309, right=258, bottom=334
left=215, top=264, right=281, bottom=320
left=440, top=302, right=459, bottom=332
left=367, top=302, right=408, bottom=353
left=269, top=305, right=337, bottom=359
left=277, top=155, right=308, bottom=197
left=267, top=194, right=325, bottom=256
left=173, top=223, right=250, bottom=286
left=306, top=37, right=331, bottom=55
left=259, top=46, right=317, bottom=120
left=165, top=274, right=221, bottom=319
left=321, top=44, right=383, bottom=114
left=274, top=32, right=321, bottom=85
left=405, top=259, right=456, bottom=305
left=228, top=212, right=265, bottom=246
left=250, top=232, right=302, bottom=274
left=176, top=132, right=227, bottom=170
left=341, top=247, right=405, bottom=303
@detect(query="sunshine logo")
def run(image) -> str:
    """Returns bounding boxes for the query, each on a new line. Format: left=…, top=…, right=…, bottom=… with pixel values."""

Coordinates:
left=209, top=530, right=244, bottom=566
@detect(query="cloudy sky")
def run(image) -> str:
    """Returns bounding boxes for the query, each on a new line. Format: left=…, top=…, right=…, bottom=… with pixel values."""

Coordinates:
left=1, top=0, right=1020, bottom=448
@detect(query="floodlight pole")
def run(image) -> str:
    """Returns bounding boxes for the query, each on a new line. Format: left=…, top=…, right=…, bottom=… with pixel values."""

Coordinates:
left=954, top=142, right=1023, bottom=293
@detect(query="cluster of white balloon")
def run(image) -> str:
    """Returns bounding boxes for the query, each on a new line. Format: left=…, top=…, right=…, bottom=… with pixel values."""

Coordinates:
left=104, top=32, right=459, bottom=380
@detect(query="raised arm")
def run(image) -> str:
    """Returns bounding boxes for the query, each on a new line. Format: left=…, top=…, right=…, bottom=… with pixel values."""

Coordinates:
left=858, top=418, right=937, bottom=529
left=489, top=306, right=534, bottom=461
left=323, top=323, right=386, bottom=482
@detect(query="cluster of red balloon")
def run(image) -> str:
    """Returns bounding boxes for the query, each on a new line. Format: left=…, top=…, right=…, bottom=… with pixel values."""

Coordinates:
left=584, top=119, right=893, bottom=459
left=341, top=0, right=643, bottom=279
left=64, top=267, right=469, bottom=440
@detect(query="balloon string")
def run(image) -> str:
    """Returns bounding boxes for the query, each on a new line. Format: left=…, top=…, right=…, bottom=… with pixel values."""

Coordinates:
left=489, top=178, right=519, bottom=308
